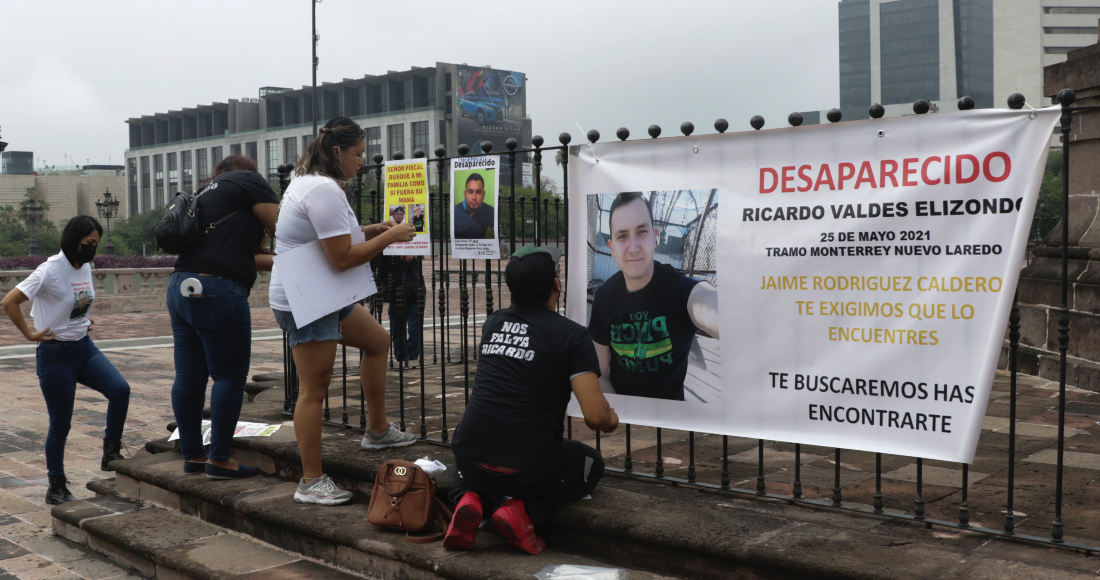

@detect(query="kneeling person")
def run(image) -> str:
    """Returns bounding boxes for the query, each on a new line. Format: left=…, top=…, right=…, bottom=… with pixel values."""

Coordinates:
left=446, top=245, right=618, bottom=554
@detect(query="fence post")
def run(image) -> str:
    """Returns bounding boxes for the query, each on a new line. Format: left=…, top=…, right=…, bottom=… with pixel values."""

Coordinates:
left=1053, top=88, right=1075, bottom=543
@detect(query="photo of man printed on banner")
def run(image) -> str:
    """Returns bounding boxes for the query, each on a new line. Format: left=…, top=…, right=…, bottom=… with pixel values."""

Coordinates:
left=410, top=204, right=426, bottom=233
left=453, top=169, right=497, bottom=240
left=586, top=191, right=720, bottom=403
left=389, top=205, right=406, bottom=225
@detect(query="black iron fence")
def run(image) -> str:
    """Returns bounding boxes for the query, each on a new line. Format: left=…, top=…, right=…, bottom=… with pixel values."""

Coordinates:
left=278, top=90, right=1100, bottom=553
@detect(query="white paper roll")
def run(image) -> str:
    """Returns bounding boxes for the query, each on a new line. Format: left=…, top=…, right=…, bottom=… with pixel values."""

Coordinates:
left=180, top=277, right=203, bottom=297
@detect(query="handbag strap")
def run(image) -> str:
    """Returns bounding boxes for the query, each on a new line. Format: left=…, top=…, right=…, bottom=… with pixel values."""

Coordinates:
left=405, top=498, right=454, bottom=544
left=379, top=464, right=418, bottom=497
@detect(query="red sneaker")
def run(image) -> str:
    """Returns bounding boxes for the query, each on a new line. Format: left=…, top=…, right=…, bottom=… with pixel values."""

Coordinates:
left=443, top=492, right=483, bottom=550
left=491, top=499, right=546, bottom=554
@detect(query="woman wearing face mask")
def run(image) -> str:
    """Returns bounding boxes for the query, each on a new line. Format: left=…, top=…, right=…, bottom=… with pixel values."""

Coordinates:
left=0, top=216, right=131, bottom=505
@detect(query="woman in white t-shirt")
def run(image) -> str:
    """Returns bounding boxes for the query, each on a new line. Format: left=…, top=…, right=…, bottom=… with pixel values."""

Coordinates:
left=1, top=216, right=131, bottom=505
left=270, top=116, right=417, bottom=505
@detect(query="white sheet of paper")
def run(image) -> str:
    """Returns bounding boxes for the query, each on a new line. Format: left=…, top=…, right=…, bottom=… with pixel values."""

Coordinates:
left=272, top=227, right=377, bottom=328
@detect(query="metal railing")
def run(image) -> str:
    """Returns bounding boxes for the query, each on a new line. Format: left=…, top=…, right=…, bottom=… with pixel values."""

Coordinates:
left=279, top=91, right=1100, bottom=553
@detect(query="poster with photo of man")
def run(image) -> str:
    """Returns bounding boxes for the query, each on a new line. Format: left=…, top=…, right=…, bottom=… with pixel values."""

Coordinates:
left=586, top=191, right=720, bottom=403
left=384, top=159, right=430, bottom=256
left=450, top=155, right=501, bottom=259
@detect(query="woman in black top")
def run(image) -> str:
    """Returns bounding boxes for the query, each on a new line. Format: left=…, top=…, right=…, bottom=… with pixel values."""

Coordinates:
left=167, top=155, right=279, bottom=479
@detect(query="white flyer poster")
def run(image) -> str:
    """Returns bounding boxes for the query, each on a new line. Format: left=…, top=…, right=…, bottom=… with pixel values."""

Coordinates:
left=450, top=155, right=501, bottom=259
left=272, top=225, right=377, bottom=328
left=383, top=159, right=431, bottom=256
left=566, top=107, right=1060, bottom=463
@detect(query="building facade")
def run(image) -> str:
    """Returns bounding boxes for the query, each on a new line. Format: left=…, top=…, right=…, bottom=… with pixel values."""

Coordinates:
left=123, top=63, right=531, bottom=217
left=818, top=0, right=1099, bottom=122
left=1, top=151, right=34, bottom=175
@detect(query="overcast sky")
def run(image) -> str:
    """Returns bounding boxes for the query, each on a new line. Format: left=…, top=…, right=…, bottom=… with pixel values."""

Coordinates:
left=0, top=0, right=840, bottom=177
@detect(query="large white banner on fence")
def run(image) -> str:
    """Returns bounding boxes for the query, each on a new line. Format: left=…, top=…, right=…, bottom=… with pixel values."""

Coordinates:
left=566, top=107, right=1060, bottom=463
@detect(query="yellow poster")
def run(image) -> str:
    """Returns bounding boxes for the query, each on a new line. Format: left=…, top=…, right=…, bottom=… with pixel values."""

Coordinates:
left=383, top=159, right=430, bottom=256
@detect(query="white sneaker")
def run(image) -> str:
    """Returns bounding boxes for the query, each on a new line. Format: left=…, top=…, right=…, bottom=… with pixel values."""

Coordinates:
left=361, top=422, right=418, bottom=451
left=293, top=474, right=353, bottom=505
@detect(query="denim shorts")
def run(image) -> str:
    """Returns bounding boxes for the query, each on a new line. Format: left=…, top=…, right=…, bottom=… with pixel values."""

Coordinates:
left=274, top=303, right=356, bottom=348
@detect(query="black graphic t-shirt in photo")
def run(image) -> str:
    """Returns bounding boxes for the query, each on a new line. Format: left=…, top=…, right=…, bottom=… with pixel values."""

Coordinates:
left=452, top=306, right=600, bottom=472
left=588, top=262, right=701, bottom=401
left=174, top=170, right=279, bottom=289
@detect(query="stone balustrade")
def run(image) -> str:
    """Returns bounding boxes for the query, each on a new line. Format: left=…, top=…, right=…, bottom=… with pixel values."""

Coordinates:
left=0, top=268, right=270, bottom=315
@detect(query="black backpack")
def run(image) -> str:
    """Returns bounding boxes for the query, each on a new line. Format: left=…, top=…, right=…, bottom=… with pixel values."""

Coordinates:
left=153, top=178, right=241, bottom=255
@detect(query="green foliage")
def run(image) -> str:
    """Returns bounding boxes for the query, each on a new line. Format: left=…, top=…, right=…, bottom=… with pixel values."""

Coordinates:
left=109, top=209, right=167, bottom=256
left=22, top=186, right=50, bottom=211
left=1033, top=169, right=1064, bottom=243
left=0, top=220, right=61, bottom=259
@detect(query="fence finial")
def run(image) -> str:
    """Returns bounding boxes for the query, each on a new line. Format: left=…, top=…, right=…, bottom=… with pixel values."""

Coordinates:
left=750, top=116, right=764, bottom=130
left=787, top=113, right=803, bottom=127
left=559, top=132, right=572, bottom=145
left=958, top=96, right=975, bottom=110
left=681, top=122, right=695, bottom=136
left=434, top=145, right=446, bottom=158
left=827, top=108, right=842, bottom=123
left=869, top=104, right=885, bottom=119
left=505, top=138, right=518, bottom=151
left=1057, top=89, right=1075, bottom=106
left=714, top=119, right=728, bottom=133
left=457, top=144, right=470, bottom=156
left=413, top=149, right=425, bottom=159
left=587, top=130, right=600, bottom=143
left=481, top=141, right=494, bottom=154
left=617, top=127, right=630, bottom=141
left=913, top=100, right=930, bottom=114
left=372, top=153, right=384, bottom=164
left=392, top=151, right=404, bottom=160
left=532, top=135, right=544, bottom=148
left=648, top=125, right=662, bottom=139
left=1007, top=93, right=1026, bottom=110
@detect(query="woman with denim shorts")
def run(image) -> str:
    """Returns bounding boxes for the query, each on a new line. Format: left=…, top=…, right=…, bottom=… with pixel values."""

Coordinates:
left=269, top=116, right=418, bottom=505
left=1, top=216, right=130, bottom=504
left=167, top=155, right=280, bottom=479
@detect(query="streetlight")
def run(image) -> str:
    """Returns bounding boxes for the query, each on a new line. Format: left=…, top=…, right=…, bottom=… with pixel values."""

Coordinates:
left=20, top=201, right=44, bottom=256
left=95, top=188, right=120, bottom=255
left=312, top=0, right=322, bottom=138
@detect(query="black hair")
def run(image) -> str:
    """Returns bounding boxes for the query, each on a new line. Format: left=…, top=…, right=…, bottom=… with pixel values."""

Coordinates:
left=465, top=173, right=485, bottom=188
left=608, top=192, right=653, bottom=232
left=200, top=154, right=258, bottom=188
left=295, top=116, right=367, bottom=181
left=507, top=253, right=556, bottom=307
left=60, top=215, right=103, bottom=265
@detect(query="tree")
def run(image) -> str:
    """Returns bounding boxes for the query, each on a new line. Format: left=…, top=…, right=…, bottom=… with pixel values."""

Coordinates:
left=110, top=209, right=166, bottom=256
left=22, top=186, right=50, bottom=211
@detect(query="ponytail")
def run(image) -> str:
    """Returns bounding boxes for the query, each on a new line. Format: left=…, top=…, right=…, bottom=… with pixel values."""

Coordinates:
left=295, top=116, right=366, bottom=181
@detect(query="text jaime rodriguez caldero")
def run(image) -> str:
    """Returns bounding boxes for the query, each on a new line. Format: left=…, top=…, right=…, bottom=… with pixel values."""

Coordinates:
left=744, top=149, right=1018, bottom=435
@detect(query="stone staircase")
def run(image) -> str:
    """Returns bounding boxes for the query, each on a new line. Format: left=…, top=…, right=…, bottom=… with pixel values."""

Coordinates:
left=51, top=423, right=1100, bottom=579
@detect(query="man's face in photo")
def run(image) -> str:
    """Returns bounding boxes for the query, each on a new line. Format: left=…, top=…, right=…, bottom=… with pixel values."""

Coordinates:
left=392, top=208, right=405, bottom=223
left=608, top=198, right=656, bottom=282
left=465, top=180, right=486, bottom=212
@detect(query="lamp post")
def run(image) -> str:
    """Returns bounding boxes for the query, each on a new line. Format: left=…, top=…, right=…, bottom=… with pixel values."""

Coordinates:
left=312, top=0, right=322, bottom=138
left=20, top=201, right=44, bottom=256
left=95, top=188, right=120, bottom=255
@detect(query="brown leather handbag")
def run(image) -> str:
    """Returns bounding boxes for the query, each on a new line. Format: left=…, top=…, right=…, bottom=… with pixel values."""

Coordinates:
left=367, top=459, right=452, bottom=543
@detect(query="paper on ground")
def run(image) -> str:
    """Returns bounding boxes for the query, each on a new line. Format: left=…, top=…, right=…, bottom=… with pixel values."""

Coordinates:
left=272, top=226, right=377, bottom=328
left=168, top=421, right=281, bottom=447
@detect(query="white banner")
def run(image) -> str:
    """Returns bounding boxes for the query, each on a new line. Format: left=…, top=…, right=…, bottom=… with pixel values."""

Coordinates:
left=566, top=107, right=1060, bottom=463
left=451, top=156, right=501, bottom=259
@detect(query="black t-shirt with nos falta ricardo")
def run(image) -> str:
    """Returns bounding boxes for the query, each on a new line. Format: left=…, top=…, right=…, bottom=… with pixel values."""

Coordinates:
left=451, top=306, right=600, bottom=472
left=588, top=261, right=701, bottom=401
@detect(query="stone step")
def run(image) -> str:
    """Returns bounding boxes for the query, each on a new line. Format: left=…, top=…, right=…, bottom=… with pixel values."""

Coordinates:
left=123, top=431, right=1100, bottom=580
left=87, top=453, right=681, bottom=580
left=51, top=491, right=369, bottom=580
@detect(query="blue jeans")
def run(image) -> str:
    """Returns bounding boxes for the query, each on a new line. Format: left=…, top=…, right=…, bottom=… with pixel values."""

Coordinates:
left=36, top=336, right=130, bottom=477
left=167, top=272, right=252, bottom=462
left=388, top=300, right=421, bottom=361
